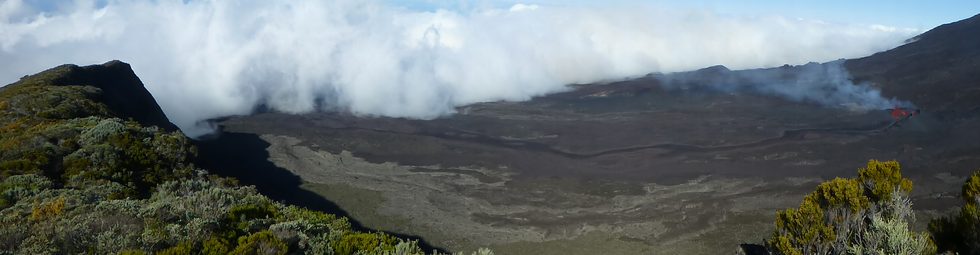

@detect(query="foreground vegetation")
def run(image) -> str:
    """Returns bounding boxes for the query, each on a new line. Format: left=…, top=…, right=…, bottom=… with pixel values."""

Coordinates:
left=0, top=63, right=490, bottom=254
left=0, top=174, right=423, bottom=254
left=929, top=170, right=980, bottom=254
left=763, top=160, right=980, bottom=255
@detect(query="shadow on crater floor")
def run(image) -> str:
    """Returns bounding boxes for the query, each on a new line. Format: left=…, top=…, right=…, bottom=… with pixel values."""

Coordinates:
left=194, top=131, right=448, bottom=253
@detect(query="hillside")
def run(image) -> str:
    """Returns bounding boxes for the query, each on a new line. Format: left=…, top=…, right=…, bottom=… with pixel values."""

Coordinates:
left=846, top=13, right=980, bottom=113
left=0, top=61, right=436, bottom=254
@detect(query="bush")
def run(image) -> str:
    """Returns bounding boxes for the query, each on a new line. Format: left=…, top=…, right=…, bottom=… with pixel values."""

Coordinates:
left=929, top=170, right=980, bottom=254
left=0, top=174, right=52, bottom=209
left=857, top=160, right=913, bottom=203
left=227, top=203, right=280, bottom=233
left=847, top=194, right=935, bottom=255
left=333, top=232, right=399, bottom=255
left=29, top=196, right=66, bottom=222
left=202, top=236, right=231, bottom=255
left=157, top=240, right=194, bottom=255
left=229, top=230, right=288, bottom=255
left=767, top=160, right=935, bottom=255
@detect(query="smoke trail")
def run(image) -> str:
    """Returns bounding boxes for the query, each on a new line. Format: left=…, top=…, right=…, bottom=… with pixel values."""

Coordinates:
left=0, top=0, right=917, bottom=136
left=657, top=61, right=912, bottom=111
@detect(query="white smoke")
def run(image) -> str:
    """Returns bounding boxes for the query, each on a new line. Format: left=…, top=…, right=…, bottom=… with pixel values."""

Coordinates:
left=0, top=0, right=917, bottom=136
left=658, top=61, right=912, bottom=111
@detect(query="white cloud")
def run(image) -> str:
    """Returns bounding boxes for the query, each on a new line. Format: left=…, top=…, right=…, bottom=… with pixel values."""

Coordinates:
left=0, top=0, right=917, bottom=136
left=509, top=4, right=539, bottom=12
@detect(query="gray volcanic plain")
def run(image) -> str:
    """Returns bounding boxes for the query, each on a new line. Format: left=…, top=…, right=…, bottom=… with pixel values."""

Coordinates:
left=197, top=14, right=980, bottom=255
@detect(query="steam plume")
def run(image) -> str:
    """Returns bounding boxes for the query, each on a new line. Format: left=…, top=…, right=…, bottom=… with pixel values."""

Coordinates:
left=657, top=61, right=912, bottom=110
left=0, top=0, right=917, bottom=136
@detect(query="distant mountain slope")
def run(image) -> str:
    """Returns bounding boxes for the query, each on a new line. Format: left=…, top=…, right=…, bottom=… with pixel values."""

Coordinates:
left=846, top=13, right=980, bottom=112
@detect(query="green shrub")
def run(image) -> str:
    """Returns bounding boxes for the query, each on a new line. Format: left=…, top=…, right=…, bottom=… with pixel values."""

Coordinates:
left=333, top=232, right=399, bottom=255
left=202, top=237, right=230, bottom=255
left=929, top=170, right=980, bottom=254
left=847, top=195, right=936, bottom=255
left=229, top=230, right=288, bottom=255
left=156, top=240, right=194, bottom=255
left=29, top=196, right=66, bottom=222
left=811, top=177, right=869, bottom=211
left=0, top=174, right=52, bottom=209
left=386, top=240, right=426, bottom=255
left=228, top=203, right=279, bottom=225
left=768, top=160, right=935, bottom=255
left=226, top=203, right=280, bottom=234
left=857, top=160, right=913, bottom=202
left=770, top=195, right=835, bottom=255
left=281, top=206, right=339, bottom=225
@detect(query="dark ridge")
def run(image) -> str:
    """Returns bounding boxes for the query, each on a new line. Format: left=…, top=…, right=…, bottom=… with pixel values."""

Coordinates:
left=845, top=13, right=980, bottom=113
left=194, top=131, right=449, bottom=253
left=696, top=64, right=731, bottom=74
left=11, top=60, right=178, bottom=131
left=910, top=13, right=980, bottom=45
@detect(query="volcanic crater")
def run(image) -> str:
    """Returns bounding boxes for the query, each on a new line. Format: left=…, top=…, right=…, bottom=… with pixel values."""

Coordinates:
left=197, top=14, right=980, bottom=255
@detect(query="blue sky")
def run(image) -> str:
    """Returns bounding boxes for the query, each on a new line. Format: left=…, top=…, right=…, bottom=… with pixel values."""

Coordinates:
left=22, top=0, right=980, bottom=29
left=388, top=0, right=980, bottom=30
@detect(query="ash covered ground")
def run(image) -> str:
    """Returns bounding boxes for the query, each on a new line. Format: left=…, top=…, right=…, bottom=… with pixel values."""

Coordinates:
left=198, top=68, right=979, bottom=254
left=197, top=15, right=980, bottom=254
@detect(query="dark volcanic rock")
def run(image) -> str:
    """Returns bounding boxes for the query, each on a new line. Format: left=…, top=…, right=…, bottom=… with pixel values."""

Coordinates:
left=8, top=60, right=178, bottom=131
left=846, top=13, right=980, bottom=112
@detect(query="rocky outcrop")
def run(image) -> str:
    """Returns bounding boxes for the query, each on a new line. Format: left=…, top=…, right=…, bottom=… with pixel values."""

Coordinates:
left=4, top=60, right=178, bottom=131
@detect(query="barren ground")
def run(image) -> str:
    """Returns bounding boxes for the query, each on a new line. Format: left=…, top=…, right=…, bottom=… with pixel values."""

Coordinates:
left=200, top=76, right=980, bottom=254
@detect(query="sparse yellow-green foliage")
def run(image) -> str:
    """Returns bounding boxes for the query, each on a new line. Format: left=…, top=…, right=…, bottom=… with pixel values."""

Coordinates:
left=156, top=240, right=195, bottom=255
left=964, top=172, right=980, bottom=203
left=771, top=198, right=832, bottom=255
left=768, top=160, right=935, bottom=255
left=333, top=232, right=400, bottom=255
left=858, top=160, right=913, bottom=202
left=929, top=170, right=980, bottom=254
left=202, top=237, right=231, bottom=255
left=229, top=230, right=289, bottom=255
left=0, top=174, right=426, bottom=254
left=811, top=177, right=869, bottom=212
left=29, top=195, right=65, bottom=221
left=0, top=174, right=51, bottom=209
left=227, top=203, right=281, bottom=234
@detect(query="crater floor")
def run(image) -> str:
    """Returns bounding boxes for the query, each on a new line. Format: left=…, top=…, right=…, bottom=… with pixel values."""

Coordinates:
left=205, top=78, right=980, bottom=254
